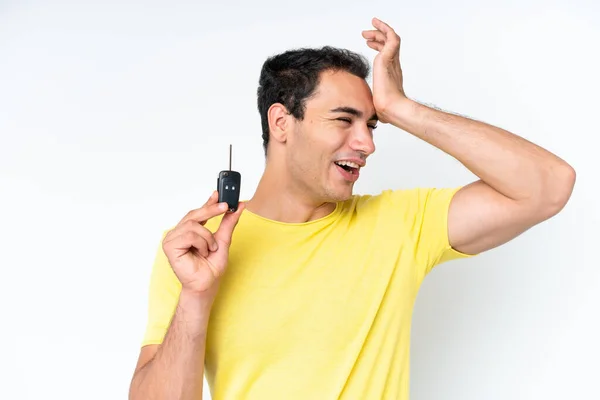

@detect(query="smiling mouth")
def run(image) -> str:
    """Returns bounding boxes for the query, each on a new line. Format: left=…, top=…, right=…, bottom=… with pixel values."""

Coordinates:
left=334, top=160, right=360, bottom=175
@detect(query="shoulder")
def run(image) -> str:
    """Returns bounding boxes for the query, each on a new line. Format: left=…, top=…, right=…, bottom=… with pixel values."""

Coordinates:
left=346, top=187, right=469, bottom=269
left=342, top=187, right=463, bottom=239
left=347, top=187, right=461, bottom=215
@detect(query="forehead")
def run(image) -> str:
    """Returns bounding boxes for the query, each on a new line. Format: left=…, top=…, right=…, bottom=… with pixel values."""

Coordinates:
left=306, top=70, right=375, bottom=115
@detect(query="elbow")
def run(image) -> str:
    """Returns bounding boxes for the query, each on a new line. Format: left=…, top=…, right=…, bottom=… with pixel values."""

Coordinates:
left=538, top=162, right=576, bottom=219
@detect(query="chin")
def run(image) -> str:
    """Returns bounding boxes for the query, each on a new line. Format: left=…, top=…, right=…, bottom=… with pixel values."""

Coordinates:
left=325, top=184, right=354, bottom=202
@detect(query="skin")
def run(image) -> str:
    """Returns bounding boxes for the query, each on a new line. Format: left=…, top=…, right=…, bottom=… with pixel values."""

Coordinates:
left=129, top=192, right=245, bottom=400
left=362, top=17, right=575, bottom=254
left=129, top=17, right=576, bottom=399
left=247, top=69, right=379, bottom=222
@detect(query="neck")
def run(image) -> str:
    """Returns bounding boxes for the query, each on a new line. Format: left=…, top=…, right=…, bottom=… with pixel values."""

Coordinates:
left=246, top=163, right=336, bottom=223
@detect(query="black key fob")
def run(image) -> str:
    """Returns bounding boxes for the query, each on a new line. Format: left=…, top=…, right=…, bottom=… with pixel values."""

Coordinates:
left=217, top=170, right=241, bottom=212
left=217, top=144, right=241, bottom=212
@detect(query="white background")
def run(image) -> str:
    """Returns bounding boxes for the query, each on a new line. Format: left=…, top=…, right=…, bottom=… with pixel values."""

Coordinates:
left=1, top=1, right=598, bottom=399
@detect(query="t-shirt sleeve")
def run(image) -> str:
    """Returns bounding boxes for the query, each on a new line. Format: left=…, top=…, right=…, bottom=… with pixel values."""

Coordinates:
left=141, top=230, right=182, bottom=347
left=383, top=187, right=474, bottom=278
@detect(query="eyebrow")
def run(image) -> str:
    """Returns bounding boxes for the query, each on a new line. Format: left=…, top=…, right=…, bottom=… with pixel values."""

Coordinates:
left=330, top=106, right=378, bottom=122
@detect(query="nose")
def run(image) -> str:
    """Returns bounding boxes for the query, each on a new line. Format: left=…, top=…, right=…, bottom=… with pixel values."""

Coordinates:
left=349, top=126, right=376, bottom=156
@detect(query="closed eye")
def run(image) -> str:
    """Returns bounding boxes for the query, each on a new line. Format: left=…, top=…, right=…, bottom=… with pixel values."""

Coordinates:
left=337, top=118, right=377, bottom=129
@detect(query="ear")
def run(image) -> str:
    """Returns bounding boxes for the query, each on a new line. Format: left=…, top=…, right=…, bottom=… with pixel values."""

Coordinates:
left=267, top=103, right=290, bottom=145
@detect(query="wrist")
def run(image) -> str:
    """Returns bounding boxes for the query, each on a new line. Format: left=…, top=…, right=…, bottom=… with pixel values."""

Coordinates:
left=178, top=288, right=216, bottom=323
left=383, top=97, right=418, bottom=126
left=378, top=95, right=415, bottom=126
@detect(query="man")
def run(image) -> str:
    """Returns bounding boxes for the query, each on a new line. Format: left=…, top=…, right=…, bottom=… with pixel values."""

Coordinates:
left=128, top=18, right=575, bottom=400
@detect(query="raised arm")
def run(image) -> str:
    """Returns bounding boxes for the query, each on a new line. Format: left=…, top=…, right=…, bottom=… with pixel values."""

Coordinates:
left=387, top=98, right=574, bottom=255
left=363, top=18, right=575, bottom=255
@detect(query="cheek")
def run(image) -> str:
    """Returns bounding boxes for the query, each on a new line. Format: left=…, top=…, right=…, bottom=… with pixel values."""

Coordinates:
left=288, top=132, right=314, bottom=174
left=291, top=123, right=342, bottom=171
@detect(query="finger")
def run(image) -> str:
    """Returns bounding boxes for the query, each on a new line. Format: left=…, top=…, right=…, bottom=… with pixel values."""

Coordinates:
left=177, top=191, right=220, bottom=225
left=166, top=203, right=225, bottom=244
left=366, top=40, right=384, bottom=52
left=164, top=230, right=210, bottom=258
left=202, top=190, right=219, bottom=207
left=371, top=17, right=395, bottom=37
left=362, top=29, right=385, bottom=43
left=180, top=201, right=229, bottom=226
left=371, top=17, right=400, bottom=54
left=166, top=219, right=219, bottom=251
left=214, top=202, right=245, bottom=246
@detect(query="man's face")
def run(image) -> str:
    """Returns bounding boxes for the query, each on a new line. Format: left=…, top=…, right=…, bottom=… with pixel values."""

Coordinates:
left=287, top=70, right=377, bottom=202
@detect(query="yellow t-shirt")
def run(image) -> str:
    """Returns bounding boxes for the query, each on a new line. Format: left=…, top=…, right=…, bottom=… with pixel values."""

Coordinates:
left=142, top=187, right=473, bottom=399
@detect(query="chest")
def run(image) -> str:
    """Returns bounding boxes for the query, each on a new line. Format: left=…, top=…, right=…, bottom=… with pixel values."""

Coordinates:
left=204, top=228, right=413, bottom=366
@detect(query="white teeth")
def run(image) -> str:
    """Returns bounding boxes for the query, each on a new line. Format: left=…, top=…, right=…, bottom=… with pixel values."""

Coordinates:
left=335, top=160, right=359, bottom=168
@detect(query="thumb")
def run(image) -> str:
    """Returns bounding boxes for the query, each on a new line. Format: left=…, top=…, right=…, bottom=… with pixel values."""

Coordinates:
left=214, top=202, right=245, bottom=247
